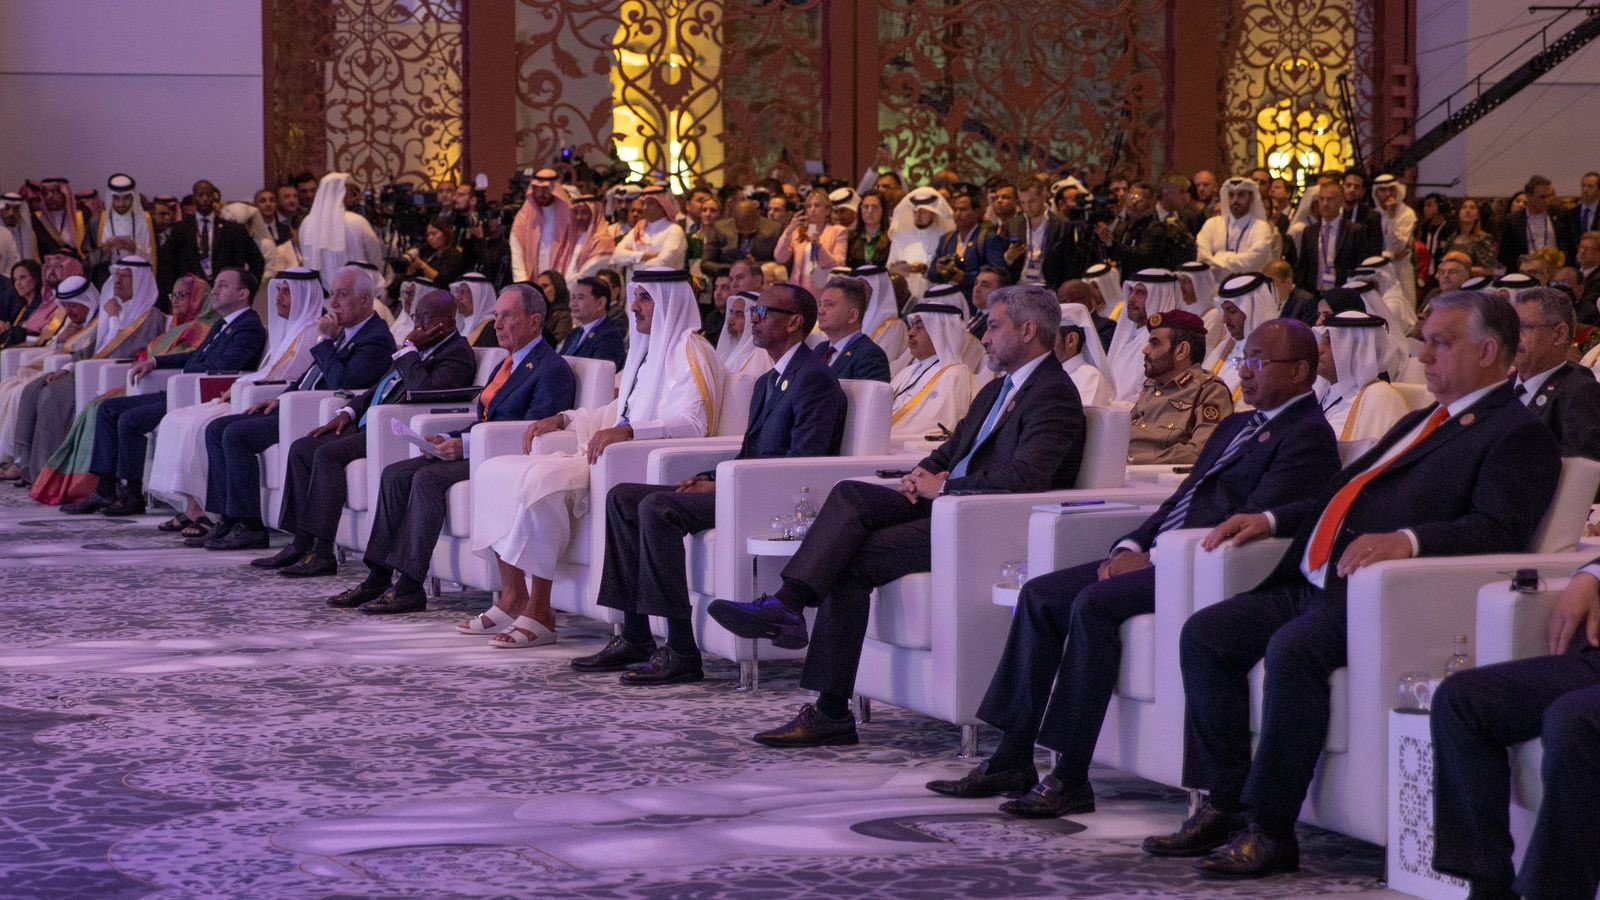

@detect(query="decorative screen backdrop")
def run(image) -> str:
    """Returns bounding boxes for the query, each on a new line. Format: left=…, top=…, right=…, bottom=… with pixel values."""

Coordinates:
left=266, top=0, right=464, bottom=191
left=1218, top=0, right=1375, bottom=189
left=876, top=0, right=1168, bottom=186
left=514, top=0, right=619, bottom=173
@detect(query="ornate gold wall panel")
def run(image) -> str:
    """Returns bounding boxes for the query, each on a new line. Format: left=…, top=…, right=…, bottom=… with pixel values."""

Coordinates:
left=1220, top=0, right=1373, bottom=188
left=875, top=0, right=1167, bottom=185
left=266, top=0, right=463, bottom=191
left=514, top=0, right=620, bottom=172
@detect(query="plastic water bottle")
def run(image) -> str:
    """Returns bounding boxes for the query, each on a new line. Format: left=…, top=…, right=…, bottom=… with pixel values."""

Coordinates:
left=1443, top=634, right=1471, bottom=678
left=792, top=487, right=816, bottom=538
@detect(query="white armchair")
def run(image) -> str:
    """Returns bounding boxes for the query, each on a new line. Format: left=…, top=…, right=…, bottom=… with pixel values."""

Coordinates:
left=125, top=366, right=179, bottom=396
left=1, top=346, right=52, bottom=380
left=73, top=358, right=134, bottom=414
left=261, top=389, right=345, bottom=531
left=1181, top=456, right=1600, bottom=845
left=426, top=356, right=618, bottom=592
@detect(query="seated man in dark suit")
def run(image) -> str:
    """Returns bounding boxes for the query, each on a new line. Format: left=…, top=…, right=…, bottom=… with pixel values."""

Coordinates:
left=710, top=284, right=1088, bottom=747
left=328, top=283, right=576, bottom=614
left=251, top=288, right=477, bottom=574
left=1429, top=557, right=1600, bottom=900
left=199, top=265, right=396, bottom=550
left=1511, top=287, right=1600, bottom=460
left=814, top=274, right=891, bottom=382
left=555, top=276, right=628, bottom=371
left=927, top=319, right=1337, bottom=813
left=1144, top=290, right=1561, bottom=879
left=63, top=267, right=268, bottom=515
left=573, top=283, right=848, bottom=686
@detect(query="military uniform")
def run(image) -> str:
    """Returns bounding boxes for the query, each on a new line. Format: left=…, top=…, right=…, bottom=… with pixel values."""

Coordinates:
left=1127, top=364, right=1234, bottom=464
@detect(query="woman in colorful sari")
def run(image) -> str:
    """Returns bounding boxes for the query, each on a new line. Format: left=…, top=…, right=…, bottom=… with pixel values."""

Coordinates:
left=30, top=274, right=211, bottom=506
left=7, top=257, right=168, bottom=485
left=146, top=268, right=324, bottom=536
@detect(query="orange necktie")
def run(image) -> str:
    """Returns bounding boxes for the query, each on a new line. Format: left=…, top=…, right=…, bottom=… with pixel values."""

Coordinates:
left=478, top=355, right=516, bottom=420
left=1306, top=405, right=1450, bottom=572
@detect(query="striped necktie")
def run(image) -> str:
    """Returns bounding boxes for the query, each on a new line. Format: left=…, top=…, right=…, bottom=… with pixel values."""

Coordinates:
left=1160, top=412, right=1266, bottom=533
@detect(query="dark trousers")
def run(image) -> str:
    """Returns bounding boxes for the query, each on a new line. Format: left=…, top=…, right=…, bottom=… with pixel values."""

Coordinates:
left=781, top=480, right=933, bottom=699
left=976, top=559, right=1156, bottom=779
left=1179, top=578, right=1342, bottom=828
left=90, top=392, right=167, bottom=483
left=280, top=429, right=367, bottom=541
left=203, top=412, right=279, bottom=519
left=1431, top=648, right=1600, bottom=898
left=363, top=455, right=470, bottom=583
left=597, top=482, right=716, bottom=619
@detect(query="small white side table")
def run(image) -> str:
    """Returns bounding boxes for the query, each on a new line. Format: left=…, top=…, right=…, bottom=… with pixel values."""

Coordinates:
left=1388, top=709, right=1468, bottom=899
left=992, top=584, right=1022, bottom=610
left=739, top=535, right=803, bottom=692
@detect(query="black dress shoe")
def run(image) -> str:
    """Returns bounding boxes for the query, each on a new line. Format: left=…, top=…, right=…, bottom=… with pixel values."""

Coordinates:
left=101, top=492, right=146, bottom=516
left=619, top=647, right=704, bottom=685
left=926, top=762, right=1038, bottom=798
left=707, top=595, right=809, bottom=649
left=279, top=553, right=338, bottom=578
left=62, top=494, right=112, bottom=515
left=205, top=527, right=269, bottom=551
left=999, top=774, right=1095, bottom=818
left=570, top=635, right=656, bottom=672
left=251, top=545, right=306, bottom=569
left=1193, top=822, right=1299, bottom=879
left=187, top=523, right=232, bottom=548
left=359, top=590, right=426, bottom=615
left=753, top=703, right=858, bottom=748
left=327, top=583, right=388, bottom=608
left=1142, top=801, right=1249, bottom=858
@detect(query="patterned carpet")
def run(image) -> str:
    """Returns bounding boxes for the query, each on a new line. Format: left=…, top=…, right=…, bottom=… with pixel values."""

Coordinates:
left=0, top=486, right=1399, bottom=898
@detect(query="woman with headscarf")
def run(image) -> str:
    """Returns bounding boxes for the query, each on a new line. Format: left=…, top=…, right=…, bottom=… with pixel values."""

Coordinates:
left=146, top=268, right=324, bottom=536
left=463, top=267, right=722, bottom=647
left=775, top=189, right=849, bottom=294
left=887, top=187, right=955, bottom=301
left=716, top=290, right=770, bottom=377
left=1201, top=272, right=1282, bottom=405
left=889, top=301, right=977, bottom=445
left=298, top=173, right=385, bottom=291
left=563, top=193, right=616, bottom=284
left=30, top=274, right=212, bottom=506
left=1058, top=302, right=1113, bottom=407
left=1316, top=310, right=1410, bottom=445
left=1105, top=268, right=1183, bottom=404
left=451, top=272, right=499, bottom=347
left=611, top=188, right=688, bottom=271
left=851, top=264, right=909, bottom=370
left=7, top=258, right=168, bottom=484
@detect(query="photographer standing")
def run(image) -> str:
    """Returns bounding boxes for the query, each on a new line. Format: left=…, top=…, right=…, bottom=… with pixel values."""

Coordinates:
left=404, top=218, right=464, bottom=286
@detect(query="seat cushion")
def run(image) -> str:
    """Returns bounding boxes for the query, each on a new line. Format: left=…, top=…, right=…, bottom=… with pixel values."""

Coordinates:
left=445, top=481, right=471, bottom=538
left=686, top=529, right=716, bottom=595
left=1116, top=613, right=1155, bottom=701
left=1249, top=662, right=1348, bottom=753
left=867, top=574, right=932, bottom=650
left=344, top=459, right=369, bottom=511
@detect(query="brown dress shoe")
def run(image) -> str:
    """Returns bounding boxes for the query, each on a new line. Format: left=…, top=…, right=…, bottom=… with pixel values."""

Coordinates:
left=998, top=775, right=1095, bottom=818
left=753, top=703, right=858, bottom=748
left=925, top=762, right=1038, bottom=798
left=1193, top=822, right=1299, bottom=879
left=1141, top=800, right=1248, bottom=858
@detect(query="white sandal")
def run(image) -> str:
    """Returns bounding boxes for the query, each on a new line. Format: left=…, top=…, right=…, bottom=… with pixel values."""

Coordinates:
left=455, top=606, right=515, bottom=635
left=487, top=616, right=557, bottom=649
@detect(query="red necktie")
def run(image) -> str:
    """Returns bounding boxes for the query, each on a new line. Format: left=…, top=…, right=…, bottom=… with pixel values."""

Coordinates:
left=820, top=346, right=836, bottom=364
left=1306, top=406, right=1449, bottom=572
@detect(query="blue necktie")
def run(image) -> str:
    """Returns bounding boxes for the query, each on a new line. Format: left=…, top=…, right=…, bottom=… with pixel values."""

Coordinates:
left=1160, top=412, right=1266, bottom=533
left=360, top=369, right=404, bottom=427
left=950, top=376, right=1013, bottom=478
left=562, top=327, right=584, bottom=355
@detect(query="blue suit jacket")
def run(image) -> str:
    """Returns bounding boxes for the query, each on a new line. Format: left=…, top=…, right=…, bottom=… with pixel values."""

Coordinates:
left=816, top=333, right=891, bottom=383
left=159, top=308, right=268, bottom=373
left=296, top=313, right=396, bottom=392
left=455, top=338, right=576, bottom=437
left=732, top=342, right=847, bottom=464
left=559, top=318, right=628, bottom=372
left=1261, top=383, right=1561, bottom=599
left=1123, top=394, right=1337, bottom=551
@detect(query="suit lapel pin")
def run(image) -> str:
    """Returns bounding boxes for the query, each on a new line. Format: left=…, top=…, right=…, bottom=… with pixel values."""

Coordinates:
left=780, top=379, right=790, bottom=391
left=524, top=361, right=533, bottom=370
left=1460, top=413, right=1476, bottom=426
left=1536, top=394, right=1548, bottom=407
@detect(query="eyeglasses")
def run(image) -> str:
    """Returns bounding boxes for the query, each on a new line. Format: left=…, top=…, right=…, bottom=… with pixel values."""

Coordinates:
left=749, top=303, right=800, bottom=321
left=1232, top=357, right=1300, bottom=372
